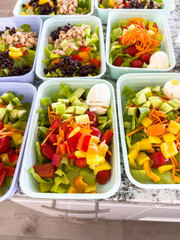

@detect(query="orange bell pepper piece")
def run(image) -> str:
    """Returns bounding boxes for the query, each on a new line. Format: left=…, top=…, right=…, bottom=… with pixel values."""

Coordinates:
left=74, top=176, right=88, bottom=193
left=51, top=58, right=60, bottom=67
left=147, top=124, right=166, bottom=136
left=67, top=186, right=78, bottom=193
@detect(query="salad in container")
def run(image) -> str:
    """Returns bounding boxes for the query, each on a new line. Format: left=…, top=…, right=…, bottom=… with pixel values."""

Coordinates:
left=117, top=73, right=180, bottom=189
left=20, top=79, right=120, bottom=199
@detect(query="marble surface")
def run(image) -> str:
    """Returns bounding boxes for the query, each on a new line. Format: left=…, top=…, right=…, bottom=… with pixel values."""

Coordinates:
left=14, top=0, right=180, bottom=205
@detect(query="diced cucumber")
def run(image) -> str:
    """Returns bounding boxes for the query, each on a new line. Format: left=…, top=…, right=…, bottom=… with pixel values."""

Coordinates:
left=60, top=39, right=68, bottom=49
left=55, top=104, right=66, bottom=115
left=168, top=99, right=180, bottom=110
left=8, top=91, right=16, bottom=100
left=149, top=96, right=163, bottom=108
left=79, top=103, right=89, bottom=111
left=166, top=111, right=176, bottom=121
left=6, top=103, right=14, bottom=111
left=133, top=93, right=146, bottom=106
left=66, top=106, right=76, bottom=114
left=160, top=103, right=173, bottom=113
left=61, top=114, right=73, bottom=120
left=58, top=99, right=69, bottom=105
left=74, top=87, right=85, bottom=98
left=11, top=97, right=21, bottom=107
left=1, top=93, right=11, bottom=104
left=138, top=87, right=152, bottom=99
left=98, top=120, right=112, bottom=132
left=75, top=106, right=86, bottom=115
left=75, top=114, right=89, bottom=123
left=17, top=110, right=27, bottom=119
left=65, top=48, right=73, bottom=56
left=0, top=108, right=7, bottom=121
left=10, top=109, right=18, bottom=119
left=12, top=120, right=27, bottom=130
left=40, top=97, right=52, bottom=106
left=3, top=113, right=9, bottom=124
left=49, top=53, right=59, bottom=60
left=107, top=107, right=113, bottom=121
left=98, top=116, right=107, bottom=124
left=72, top=99, right=82, bottom=106
left=68, top=94, right=78, bottom=103
left=26, top=6, right=34, bottom=15
left=128, top=107, right=137, bottom=116
left=142, top=101, right=151, bottom=108
left=152, top=86, right=161, bottom=92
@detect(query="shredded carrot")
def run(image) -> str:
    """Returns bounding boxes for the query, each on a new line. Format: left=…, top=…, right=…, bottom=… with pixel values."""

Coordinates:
left=107, top=149, right=112, bottom=156
left=41, top=129, right=56, bottom=146
left=126, top=126, right=144, bottom=137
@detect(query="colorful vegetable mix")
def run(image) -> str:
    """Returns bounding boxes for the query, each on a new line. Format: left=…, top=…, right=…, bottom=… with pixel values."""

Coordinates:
left=29, top=83, right=114, bottom=194
left=0, top=91, right=31, bottom=196
left=123, top=79, right=180, bottom=184
left=109, top=18, right=166, bottom=69
left=99, top=0, right=164, bottom=9
left=43, top=23, right=101, bottom=77
left=21, top=0, right=91, bottom=16
left=0, top=24, right=37, bottom=77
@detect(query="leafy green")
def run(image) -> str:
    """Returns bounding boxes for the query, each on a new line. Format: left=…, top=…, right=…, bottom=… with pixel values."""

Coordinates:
left=136, top=107, right=150, bottom=126
left=111, top=28, right=122, bottom=42
left=131, top=130, right=147, bottom=145
left=20, top=24, right=32, bottom=33
left=35, top=141, right=45, bottom=164
left=77, top=0, right=91, bottom=13
left=37, top=127, right=49, bottom=142
left=59, top=83, right=73, bottom=98
left=131, top=170, right=151, bottom=183
left=0, top=44, right=8, bottom=52
left=50, top=168, right=70, bottom=193
left=152, top=169, right=174, bottom=184
left=122, top=86, right=136, bottom=100
left=29, top=167, right=54, bottom=183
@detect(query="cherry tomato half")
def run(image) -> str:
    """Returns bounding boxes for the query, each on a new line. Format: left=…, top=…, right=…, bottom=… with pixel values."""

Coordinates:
left=96, top=170, right=111, bottom=185
left=41, top=142, right=56, bottom=160
left=150, top=151, right=169, bottom=168
left=0, top=136, right=10, bottom=154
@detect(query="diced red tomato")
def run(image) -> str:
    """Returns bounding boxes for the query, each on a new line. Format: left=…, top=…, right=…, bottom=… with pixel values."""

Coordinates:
left=92, top=58, right=101, bottom=68
left=74, top=157, right=88, bottom=168
left=66, top=131, right=82, bottom=153
left=50, top=118, right=61, bottom=130
left=0, top=169, right=7, bottom=187
left=16, top=43, right=23, bottom=48
left=79, top=47, right=91, bottom=52
left=77, top=134, right=91, bottom=152
left=124, top=45, right=138, bottom=56
left=58, top=142, right=67, bottom=155
left=3, top=166, right=15, bottom=177
left=140, top=54, right=150, bottom=64
left=41, top=142, right=56, bottom=160
left=7, top=148, right=16, bottom=158
left=0, top=120, right=4, bottom=130
left=52, top=154, right=61, bottom=167
left=67, top=152, right=75, bottom=159
left=101, top=130, right=113, bottom=146
left=9, top=154, right=19, bottom=163
left=123, top=1, right=130, bottom=7
left=24, top=50, right=28, bottom=56
left=114, top=56, right=123, bottom=67
left=130, top=60, right=143, bottom=68
left=62, top=123, right=71, bottom=139
left=0, top=162, right=3, bottom=171
left=150, top=151, right=169, bottom=168
left=90, top=126, right=103, bottom=140
left=46, top=131, right=57, bottom=144
left=33, top=163, right=56, bottom=178
left=153, top=23, right=158, bottom=30
left=86, top=111, right=98, bottom=127
left=71, top=55, right=83, bottom=61
left=0, top=136, right=10, bottom=154
left=96, top=170, right=111, bottom=185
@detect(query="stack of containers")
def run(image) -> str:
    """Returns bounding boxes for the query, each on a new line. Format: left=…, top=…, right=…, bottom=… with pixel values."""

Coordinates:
left=0, top=0, right=178, bottom=202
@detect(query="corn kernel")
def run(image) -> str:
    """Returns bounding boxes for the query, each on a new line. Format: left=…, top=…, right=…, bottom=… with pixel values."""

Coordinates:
left=168, top=120, right=180, bottom=135
left=163, top=133, right=176, bottom=143
left=141, top=117, right=153, bottom=128
left=148, top=136, right=162, bottom=144
left=160, top=141, right=178, bottom=159
left=140, top=139, right=152, bottom=151
left=137, top=152, right=150, bottom=166
left=158, top=165, right=173, bottom=173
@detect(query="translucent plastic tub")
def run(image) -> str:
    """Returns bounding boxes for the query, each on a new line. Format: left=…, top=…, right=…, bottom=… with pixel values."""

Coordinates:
left=20, top=79, right=121, bottom=199
left=117, top=73, right=180, bottom=189
left=13, top=0, right=94, bottom=21
left=106, top=10, right=176, bottom=80
left=0, top=82, right=37, bottom=202
left=0, top=16, right=42, bottom=83
left=35, top=16, right=106, bottom=81
left=95, top=0, right=175, bottom=25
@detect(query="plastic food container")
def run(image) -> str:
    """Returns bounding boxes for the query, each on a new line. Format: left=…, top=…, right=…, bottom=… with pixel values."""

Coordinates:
left=106, top=10, right=176, bottom=80
left=0, top=82, right=37, bottom=202
left=0, top=16, right=42, bottom=83
left=35, top=16, right=106, bottom=81
left=13, top=0, right=94, bottom=21
left=20, top=78, right=121, bottom=199
left=117, top=73, right=180, bottom=189
left=95, top=0, right=175, bottom=25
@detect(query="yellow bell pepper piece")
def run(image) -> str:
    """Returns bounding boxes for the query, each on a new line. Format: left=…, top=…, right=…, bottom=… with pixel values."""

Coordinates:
left=86, top=154, right=105, bottom=165
left=75, top=151, right=87, bottom=158
left=68, top=127, right=81, bottom=138
left=137, top=152, right=150, bottom=166
left=98, top=141, right=108, bottom=157
left=74, top=176, right=88, bottom=193
left=160, top=141, right=178, bottom=159
left=87, top=142, right=98, bottom=155
left=94, top=160, right=111, bottom=175
left=129, top=141, right=141, bottom=153
left=143, top=161, right=160, bottom=182
left=79, top=52, right=89, bottom=64
left=39, top=0, right=49, bottom=5
left=90, top=136, right=99, bottom=144
left=128, top=149, right=138, bottom=161
left=167, top=120, right=180, bottom=135
left=109, top=2, right=115, bottom=7
left=146, top=148, right=155, bottom=154
left=84, top=184, right=97, bottom=193
left=9, top=47, right=21, bottom=52
left=0, top=153, right=9, bottom=164
left=173, top=176, right=180, bottom=184
left=80, top=128, right=92, bottom=135
left=158, top=165, right=173, bottom=174
left=99, top=5, right=104, bottom=8
left=148, top=136, right=162, bottom=144
left=140, top=139, right=152, bottom=151
left=21, top=12, right=27, bottom=15
left=149, top=21, right=158, bottom=33
left=163, top=133, right=176, bottom=143
left=12, top=133, right=23, bottom=146
left=9, top=50, right=23, bottom=59
left=141, top=117, right=153, bottom=128
left=67, top=186, right=78, bottom=193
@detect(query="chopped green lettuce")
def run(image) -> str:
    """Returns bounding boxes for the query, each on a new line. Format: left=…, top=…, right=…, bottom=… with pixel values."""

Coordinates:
left=20, top=24, right=32, bottom=33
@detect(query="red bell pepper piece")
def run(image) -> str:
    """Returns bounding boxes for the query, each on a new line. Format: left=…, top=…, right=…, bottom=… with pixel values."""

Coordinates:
left=67, top=152, right=76, bottom=159
left=9, top=154, right=19, bottom=163
left=24, top=50, right=28, bottom=56
left=123, top=1, right=130, bottom=7
left=16, top=43, right=23, bottom=48
left=52, top=154, right=61, bottom=167
left=41, top=142, right=56, bottom=160
left=0, top=169, right=7, bottom=188
left=77, top=134, right=91, bottom=152
left=90, top=126, right=103, bottom=140
left=33, top=163, right=56, bottom=178
left=101, top=130, right=113, bottom=146
left=66, top=130, right=82, bottom=153
left=74, top=157, right=88, bottom=168
left=150, top=151, right=169, bottom=168
left=62, top=123, right=71, bottom=139
left=0, top=120, right=4, bottom=130
left=50, top=118, right=61, bottom=130
left=58, top=142, right=67, bottom=155
left=91, top=58, right=101, bottom=68
left=0, top=162, right=3, bottom=171
left=3, top=166, right=15, bottom=176
left=71, top=55, right=83, bottom=61
left=79, top=47, right=91, bottom=52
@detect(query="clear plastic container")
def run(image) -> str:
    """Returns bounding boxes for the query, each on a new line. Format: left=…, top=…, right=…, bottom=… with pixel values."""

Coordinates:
left=13, top=0, right=94, bottom=21
left=20, top=78, right=121, bottom=199
left=106, top=10, right=176, bottom=80
left=0, top=82, right=37, bottom=202
left=117, top=73, right=180, bottom=189
left=35, top=16, right=106, bottom=81
left=0, top=16, right=42, bottom=83
left=95, top=0, right=175, bottom=25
